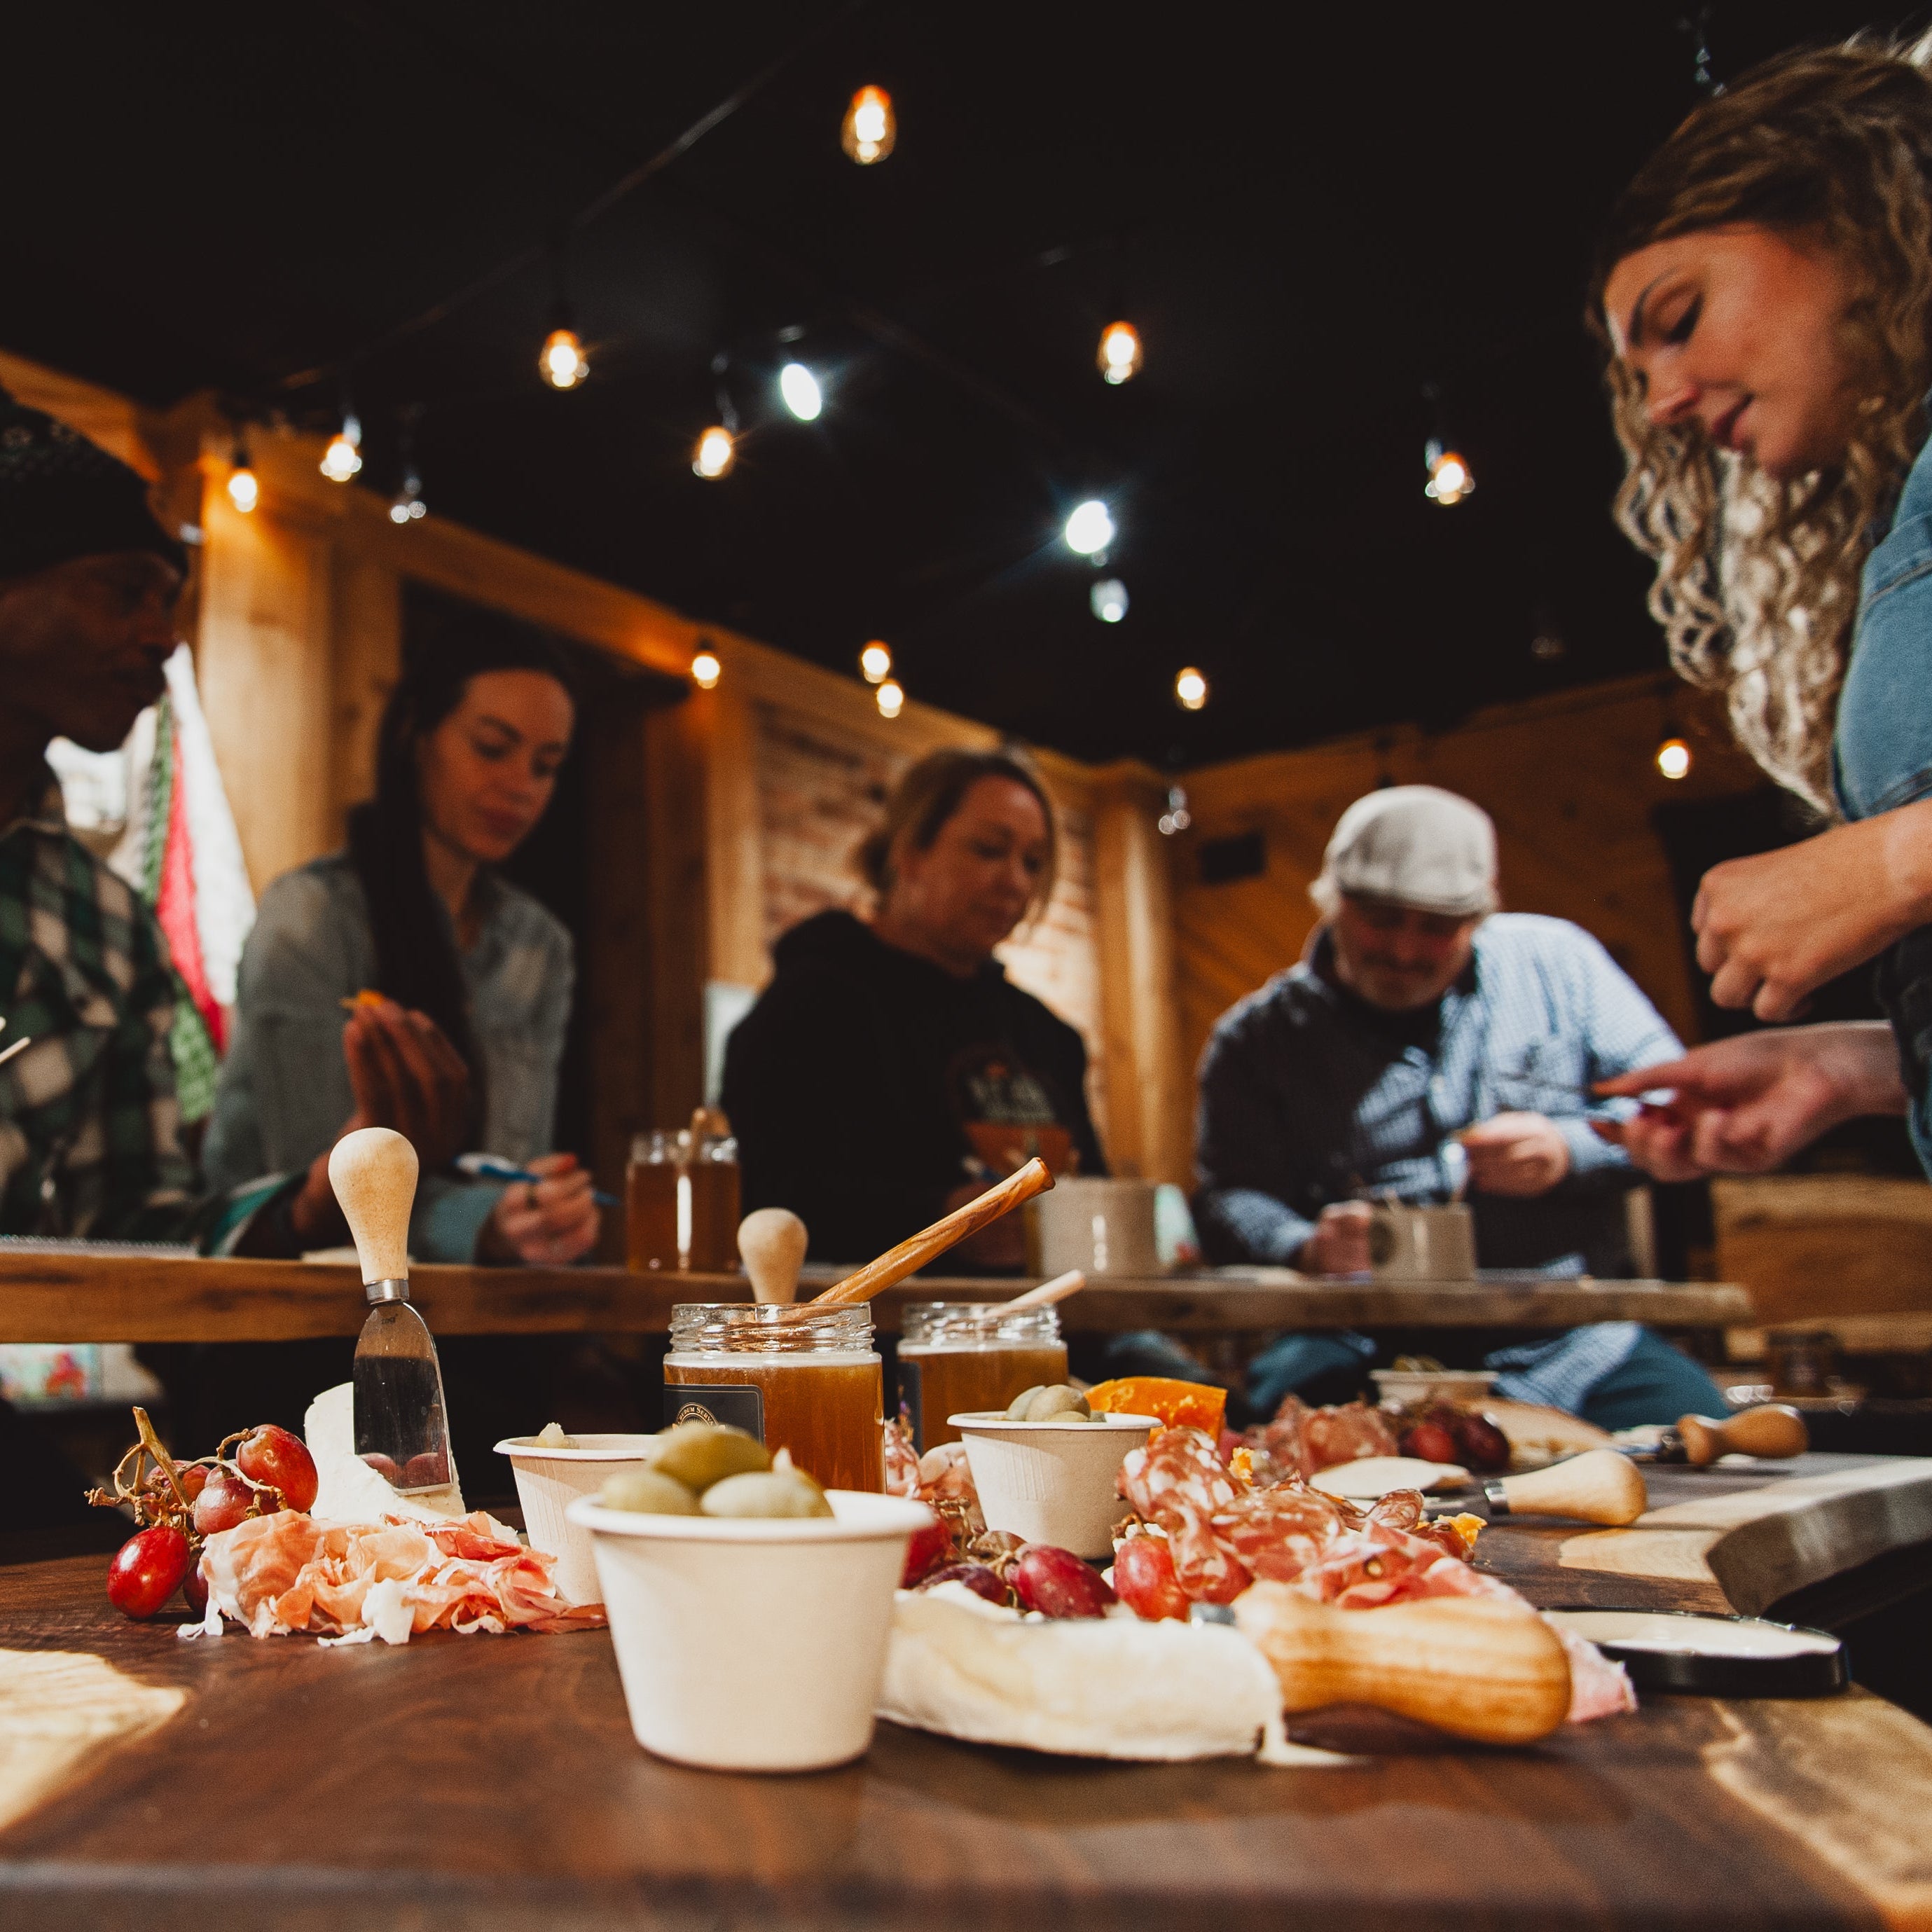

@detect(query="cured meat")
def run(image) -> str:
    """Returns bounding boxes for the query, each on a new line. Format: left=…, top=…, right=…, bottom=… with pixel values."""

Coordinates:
left=198, top=1510, right=601, bottom=1642
left=1118, top=1428, right=1250, bottom=1602
left=1239, top=1397, right=1399, bottom=1484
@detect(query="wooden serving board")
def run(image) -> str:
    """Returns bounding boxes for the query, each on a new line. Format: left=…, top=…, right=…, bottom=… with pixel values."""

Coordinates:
left=1474, top=1452, right=1932, bottom=1618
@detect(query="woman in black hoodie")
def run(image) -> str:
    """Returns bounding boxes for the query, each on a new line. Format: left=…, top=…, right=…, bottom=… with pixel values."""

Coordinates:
left=722, top=747, right=1106, bottom=1267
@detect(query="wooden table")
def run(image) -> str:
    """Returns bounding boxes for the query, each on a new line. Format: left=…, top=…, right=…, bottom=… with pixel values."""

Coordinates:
left=0, top=1248, right=1753, bottom=1344
left=3, top=1454, right=1930, bottom=1930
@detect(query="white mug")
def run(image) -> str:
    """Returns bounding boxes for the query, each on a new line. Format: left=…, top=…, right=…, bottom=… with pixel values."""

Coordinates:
left=1027, top=1176, right=1166, bottom=1278
left=1368, top=1201, right=1477, bottom=1281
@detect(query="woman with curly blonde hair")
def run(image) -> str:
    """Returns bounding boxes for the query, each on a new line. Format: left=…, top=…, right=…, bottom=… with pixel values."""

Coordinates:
left=1589, top=34, right=1932, bottom=1179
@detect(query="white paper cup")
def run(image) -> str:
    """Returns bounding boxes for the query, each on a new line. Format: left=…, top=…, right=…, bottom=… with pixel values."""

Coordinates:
left=1371, top=1367, right=1498, bottom=1409
left=949, top=1411, right=1157, bottom=1559
left=495, top=1433, right=659, bottom=1606
left=568, top=1488, right=930, bottom=1772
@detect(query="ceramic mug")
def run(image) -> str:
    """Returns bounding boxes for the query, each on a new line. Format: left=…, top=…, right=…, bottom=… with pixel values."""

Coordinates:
left=1026, top=1176, right=1166, bottom=1278
left=1367, top=1202, right=1477, bottom=1281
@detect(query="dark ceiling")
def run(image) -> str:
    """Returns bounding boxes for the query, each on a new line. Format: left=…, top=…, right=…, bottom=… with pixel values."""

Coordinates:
left=4, top=1, right=1921, bottom=768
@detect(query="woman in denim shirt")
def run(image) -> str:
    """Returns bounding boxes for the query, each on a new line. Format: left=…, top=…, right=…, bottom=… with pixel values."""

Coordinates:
left=204, top=630, right=600, bottom=1264
left=1575, top=35, right=1932, bottom=1182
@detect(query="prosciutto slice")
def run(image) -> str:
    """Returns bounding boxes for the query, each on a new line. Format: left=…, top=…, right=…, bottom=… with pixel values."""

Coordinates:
left=198, top=1510, right=603, bottom=1642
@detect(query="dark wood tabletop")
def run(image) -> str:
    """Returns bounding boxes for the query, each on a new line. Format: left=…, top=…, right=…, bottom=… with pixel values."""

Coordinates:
left=3, top=1454, right=1930, bottom=1931
left=0, top=1248, right=1753, bottom=1345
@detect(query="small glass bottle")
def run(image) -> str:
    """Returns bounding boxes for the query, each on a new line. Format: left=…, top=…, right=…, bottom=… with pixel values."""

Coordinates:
left=686, top=1131, right=742, bottom=1274
left=895, top=1302, right=1069, bottom=1452
left=663, top=1302, right=884, bottom=1492
left=626, top=1131, right=682, bottom=1272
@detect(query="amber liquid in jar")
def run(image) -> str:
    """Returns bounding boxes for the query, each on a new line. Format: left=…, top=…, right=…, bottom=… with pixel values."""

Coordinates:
left=665, top=1304, right=883, bottom=1493
left=626, top=1132, right=681, bottom=1272
left=685, top=1137, right=741, bottom=1274
left=896, top=1302, right=1068, bottom=1451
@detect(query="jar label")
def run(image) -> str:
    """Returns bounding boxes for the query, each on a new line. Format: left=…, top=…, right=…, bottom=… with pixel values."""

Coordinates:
left=663, top=1381, right=764, bottom=1438
left=897, top=1357, right=924, bottom=1452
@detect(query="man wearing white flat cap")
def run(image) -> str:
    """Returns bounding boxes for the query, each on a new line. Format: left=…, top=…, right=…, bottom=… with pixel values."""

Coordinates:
left=1191, top=785, right=1726, bottom=1426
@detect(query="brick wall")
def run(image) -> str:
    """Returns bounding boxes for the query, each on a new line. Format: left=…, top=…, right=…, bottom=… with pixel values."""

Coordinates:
left=749, top=699, right=1109, bottom=1150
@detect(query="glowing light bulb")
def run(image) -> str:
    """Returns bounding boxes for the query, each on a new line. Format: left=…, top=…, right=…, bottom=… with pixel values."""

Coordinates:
left=1424, top=439, right=1474, bottom=505
left=540, top=327, right=588, bottom=390
left=780, top=363, right=823, bottom=421
left=1157, top=785, right=1192, bottom=836
left=227, top=462, right=258, bottom=514
left=1098, top=321, right=1143, bottom=385
left=1090, top=578, right=1129, bottom=623
left=389, top=468, right=426, bottom=524
left=1656, top=737, right=1692, bottom=780
left=1175, top=665, right=1208, bottom=711
left=693, top=426, right=736, bottom=478
left=841, top=85, right=897, bottom=164
left=319, top=415, right=362, bottom=483
left=1064, top=499, right=1115, bottom=556
left=860, top=641, right=893, bottom=684
left=691, top=648, right=722, bottom=691
left=876, top=677, right=905, bottom=718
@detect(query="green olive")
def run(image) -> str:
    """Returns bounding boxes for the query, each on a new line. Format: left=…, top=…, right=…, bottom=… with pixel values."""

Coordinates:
left=1006, top=1385, right=1047, bottom=1420
left=699, top=1470, right=834, bottom=1519
left=598, top=1468, right=701, bottom=1515
left=1017, top=1384, right=1092, bottom=1421
left=649, top=1422, right=771, bottom=1492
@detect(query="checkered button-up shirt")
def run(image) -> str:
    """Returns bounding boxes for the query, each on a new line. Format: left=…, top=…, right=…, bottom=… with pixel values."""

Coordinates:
left=0, top=771, right=195, bottom=1238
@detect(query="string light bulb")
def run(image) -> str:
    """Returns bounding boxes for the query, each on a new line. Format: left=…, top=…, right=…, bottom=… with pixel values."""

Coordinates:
left=319, top=414, right=362, bottom=483
left=1090, top=578, right=1129, bottom=623
left=876, top=677, right=905, bottom=719
left=1424, top=438, right=1474, bottom=505
left=389, top=468, right=426, bottom=524
left=539, top=323, right=588, bottom=390
left=691, top=647, right=722, bottom=691
left=226, top=436, right=258, bottom=514
left=1065, top=499, right=1115, bottom=556
left=1098, top=322, right=1143, bottom=385
left=693, top=426, right=736, bottom=478
left=1656, top=737, right=1692, bottom=780
left=860, top=641, right=892, bottom=684
left=1175, top=665, right=1208, bottom=712
left=841, top=85, right=897, bottom=164
left=780, top=363, right=823, bottom=421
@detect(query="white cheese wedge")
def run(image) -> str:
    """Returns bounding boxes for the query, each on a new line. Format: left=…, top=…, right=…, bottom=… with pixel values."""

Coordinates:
left=1311, top=1455, right=1468, bottom=1498
left=303, top=1382, right=466, bottom=1524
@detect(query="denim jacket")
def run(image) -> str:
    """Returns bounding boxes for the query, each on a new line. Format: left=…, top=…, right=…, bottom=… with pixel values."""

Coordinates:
left=202, top=853, right=574, bottom=1260
left=1835, top=430, right=1932, bottom=1171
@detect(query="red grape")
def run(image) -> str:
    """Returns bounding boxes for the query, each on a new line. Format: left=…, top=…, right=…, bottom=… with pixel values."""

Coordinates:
left=1112, top=1536, right=1190, bottom=1622
left=918, top=1563, right=1010, bottom=1606
left=235, top=1425, right=318, bottom=1512
left=899, top=1510, right=952, bottom=1588
left=1400, top=1420, right=1460, bottom=1465
left=193, top=1464, right=258, bottom=1538
left=1456, top=1414, right=1511, bottom=1473
left=106, top=1526, right=191, bottom=1620
left=181, top=1559, right=209, bottom=1618
left=1012, top=1545, right=1115, bottom=1619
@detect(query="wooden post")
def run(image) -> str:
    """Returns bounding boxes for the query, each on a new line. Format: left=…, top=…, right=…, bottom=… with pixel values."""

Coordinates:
left=1092, top=770, right=1191, bottom=1185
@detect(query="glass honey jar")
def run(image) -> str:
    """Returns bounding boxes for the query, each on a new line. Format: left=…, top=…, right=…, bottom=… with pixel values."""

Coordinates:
left=895, top=1302, right=1068, bottom=1452
left=663, top=1303, right=884, bottom=1493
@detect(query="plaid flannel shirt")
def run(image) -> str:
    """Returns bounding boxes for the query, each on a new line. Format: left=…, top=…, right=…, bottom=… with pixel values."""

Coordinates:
left=0, top=771, right=198, bottom=1238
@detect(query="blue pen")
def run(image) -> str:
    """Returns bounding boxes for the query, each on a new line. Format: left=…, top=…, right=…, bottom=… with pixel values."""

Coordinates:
left=455, top=1152, right=617, bottom=1208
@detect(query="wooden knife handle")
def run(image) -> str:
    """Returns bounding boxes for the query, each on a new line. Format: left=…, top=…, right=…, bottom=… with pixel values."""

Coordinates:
left=1676, top=1404, right=1808, bottom=1467
left=328, top=1127, right=418, bottom=1286
left=1233, top=1587, right=1572, bottom=1744
left=1497, top=1448, right=1647, bottom=1525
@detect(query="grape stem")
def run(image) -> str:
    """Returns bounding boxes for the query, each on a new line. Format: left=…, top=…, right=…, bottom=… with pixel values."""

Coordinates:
left=132, top=1407, right=192, bottom=1516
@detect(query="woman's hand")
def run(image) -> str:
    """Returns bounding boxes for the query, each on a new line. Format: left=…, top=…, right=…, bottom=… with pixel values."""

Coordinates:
left=1693, top=801, right=1932, bottom=1021
left=478, top=1153, right=601, bottom=1266
left=1592, top=1022, right=1907, bottom=1181
left=1296, top=1200, right=1372, bottom=1274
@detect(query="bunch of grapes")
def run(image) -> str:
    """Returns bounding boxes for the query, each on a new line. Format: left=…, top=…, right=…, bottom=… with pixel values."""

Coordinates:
left=86, top=1406, right=319, bottom=1620
left=898, top=1506, right=1117, bottom=1618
